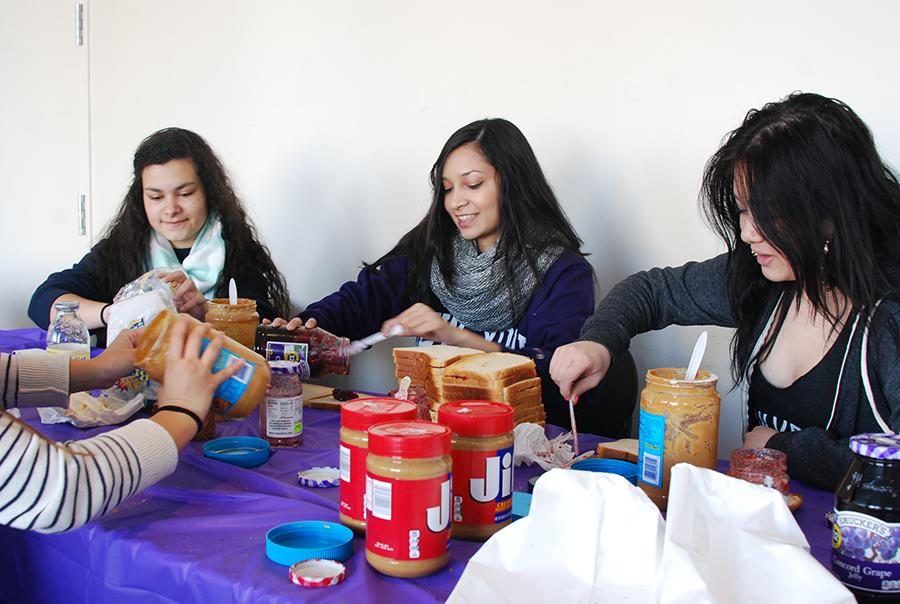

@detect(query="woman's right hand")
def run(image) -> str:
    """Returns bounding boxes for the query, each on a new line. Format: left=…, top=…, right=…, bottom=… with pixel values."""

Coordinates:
left=549, top=341, right=613, bottom=401
left=157, top=317, right=238, bottom=419
left=262, top=316, right=317, bottom=330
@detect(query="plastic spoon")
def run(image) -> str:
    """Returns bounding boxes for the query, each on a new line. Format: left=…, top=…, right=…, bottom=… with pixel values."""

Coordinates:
left=347, top=324, right=405, bottom=356
left=568, top=396, right=580, bottom=456
left=685, top=330, right=708, bottom=381
left=228, top=278, right=238, bottom=305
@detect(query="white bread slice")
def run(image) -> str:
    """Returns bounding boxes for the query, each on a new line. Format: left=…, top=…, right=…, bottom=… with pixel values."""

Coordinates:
left=595, top=439, right=639, bottom=464
left=392, top=345, right=483, bottom=368
left=442, top=352, right=537, bottom=388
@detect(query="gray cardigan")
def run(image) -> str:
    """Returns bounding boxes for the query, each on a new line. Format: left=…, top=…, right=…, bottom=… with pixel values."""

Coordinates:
left=580, top=253, right=900, bottom=490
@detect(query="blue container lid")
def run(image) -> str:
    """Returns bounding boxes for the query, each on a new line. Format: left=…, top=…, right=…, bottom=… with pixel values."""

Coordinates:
left=202, top=436, right=270, bottom=468
left=571, top=458, right=639, bottom=485
left=266, top=521, right=354, bottom=566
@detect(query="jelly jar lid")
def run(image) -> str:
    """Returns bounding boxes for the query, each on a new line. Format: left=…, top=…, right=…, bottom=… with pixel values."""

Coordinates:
left=269, top=360, right=302, bottom=375
left=437, top=400, right=514, bottom=436
left=850, top=433, right=900, bottom=460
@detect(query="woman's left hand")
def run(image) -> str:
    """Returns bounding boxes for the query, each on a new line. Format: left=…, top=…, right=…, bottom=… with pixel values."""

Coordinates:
left=159, top=270, right=207, bottom=320
left=382, top=303, right=458, bottom=344
left=743, top=426, right=778, bottom=449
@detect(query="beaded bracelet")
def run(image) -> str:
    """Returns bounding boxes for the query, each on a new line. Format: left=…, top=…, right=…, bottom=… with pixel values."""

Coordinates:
left=155, top=405, right=204, bottom=436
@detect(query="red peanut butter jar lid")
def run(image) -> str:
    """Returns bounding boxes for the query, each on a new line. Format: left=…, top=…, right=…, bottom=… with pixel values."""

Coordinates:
left=438, top=400, right=514, bottom=437
left=368, top=421, right=451, bottom=458
left=341, top=398, right=417, bottom=431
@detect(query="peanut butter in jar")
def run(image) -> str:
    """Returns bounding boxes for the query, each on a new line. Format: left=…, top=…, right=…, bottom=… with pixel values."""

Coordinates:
left=365, top=421, right=452, bottom=578
left=135, top=309, right=270, bottom=418
left=206, top=298, right=259, bottom=349
left=637, top=368, right=720, bottom=511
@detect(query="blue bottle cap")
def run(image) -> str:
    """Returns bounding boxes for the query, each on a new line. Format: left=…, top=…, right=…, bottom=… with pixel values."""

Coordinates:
left=266, top=521, right=354, bottom=566
left=202, top=436, right=271, bottom=468
left=570, top=458, right=639, bottom=485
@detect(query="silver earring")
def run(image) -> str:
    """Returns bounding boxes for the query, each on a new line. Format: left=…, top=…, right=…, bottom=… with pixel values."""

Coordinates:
left=823, top=240, right=831, bottom=255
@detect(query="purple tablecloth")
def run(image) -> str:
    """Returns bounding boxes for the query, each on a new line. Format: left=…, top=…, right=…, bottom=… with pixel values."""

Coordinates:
left=0, top=330, right=837, bottom=602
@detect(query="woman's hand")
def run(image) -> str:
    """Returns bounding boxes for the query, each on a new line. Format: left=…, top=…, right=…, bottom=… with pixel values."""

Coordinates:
left=157, top=317, right=238, bottom=418
left=158, top=270, right=207, bottom=321
left=549, top=341, right=613, bottom=401
left=69, top=329, right=141, bottom=392
left=382, top=303, right=458, bottom=344
left=743, top=426, right=778, bottom=449
left=262, top=317, right=317, bottom=330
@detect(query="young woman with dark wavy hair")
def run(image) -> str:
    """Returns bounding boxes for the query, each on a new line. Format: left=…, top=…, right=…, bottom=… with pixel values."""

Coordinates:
left=552, top=92, right=900, bottom=488
left=271, top=118, right=637, bottom=436
left=29, top=128, right=290, bottom=341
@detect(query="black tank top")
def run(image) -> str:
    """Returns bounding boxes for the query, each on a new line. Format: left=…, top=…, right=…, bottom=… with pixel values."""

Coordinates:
left=749, top=320, right=853, bottom=433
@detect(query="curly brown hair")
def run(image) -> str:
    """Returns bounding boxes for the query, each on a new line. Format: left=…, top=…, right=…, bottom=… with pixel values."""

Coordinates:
left=95, top=127, right=291, bottom=317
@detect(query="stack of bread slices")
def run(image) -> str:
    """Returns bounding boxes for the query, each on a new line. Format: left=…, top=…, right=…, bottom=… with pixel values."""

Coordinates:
left=393, top=345, right=545, bottom=426
left=392, top=345, right=483, bottom=418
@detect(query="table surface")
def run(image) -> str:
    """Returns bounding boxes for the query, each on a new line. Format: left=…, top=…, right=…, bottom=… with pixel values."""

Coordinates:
left=0, top=329, right=837, bottom=603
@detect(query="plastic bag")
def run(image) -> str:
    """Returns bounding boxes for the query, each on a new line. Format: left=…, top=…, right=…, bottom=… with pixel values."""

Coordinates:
left=105, top=270, right=178, bottom=402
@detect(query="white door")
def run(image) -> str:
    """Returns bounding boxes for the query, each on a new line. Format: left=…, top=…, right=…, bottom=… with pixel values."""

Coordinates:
left=0, top=1, right=91, bottom=328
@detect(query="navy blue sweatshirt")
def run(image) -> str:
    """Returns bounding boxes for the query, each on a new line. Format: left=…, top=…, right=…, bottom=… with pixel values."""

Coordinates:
left=299, top=254, right=638, bottom=435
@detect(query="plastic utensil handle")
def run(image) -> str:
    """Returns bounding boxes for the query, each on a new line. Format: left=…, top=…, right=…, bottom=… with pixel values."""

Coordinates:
left=228, top=278, right=238, bottom=305
left=568, top=397, right=580, bottom=456
left=347, top=325, right=404, bottom=356
left=685, top=330, right=708, bottom=381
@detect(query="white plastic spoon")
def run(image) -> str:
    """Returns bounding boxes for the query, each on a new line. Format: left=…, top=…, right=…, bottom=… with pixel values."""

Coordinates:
left=569, top=396, right=580, bottom=456
left=685, top=330, right=708, bottom=381
left=228, top=278, right=238, bottom=305
left=347, top=324, right=405, bottom=356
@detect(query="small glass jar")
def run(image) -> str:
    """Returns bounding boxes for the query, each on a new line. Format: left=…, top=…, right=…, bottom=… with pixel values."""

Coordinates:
left=638, top=368, right=720, bottom=511
left=135, top=309, right=270, bottom=418
left=206, top=298, right=259, bottom=349
left=338, top=398, right=417, bottom=532
left=833, top=433, right=900, bottom=601
left=255, top=325, right=350, bottom=379
left=438, top=400, right=515, bottom=541
left=260, top=361, right=303, bottom=447
left=727, top=448, right=789, bottom=495
left=365, top=421, right=452, bottom=578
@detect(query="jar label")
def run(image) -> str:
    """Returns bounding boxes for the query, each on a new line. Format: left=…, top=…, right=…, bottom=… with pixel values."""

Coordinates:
left=365, top=472, right=451, bottom=561
left=638, top=408, right=665, bottom=488
left=265, top=395, right=303, bottom=438
left=833, top=510, right=900, bottom=593
left=451, top=446, right=514, bottom=526
left=339, top=442, right=366, bottom=521
left=263, top=341, right=311, bottom=379
left=204, top=341, right=256, bottom=413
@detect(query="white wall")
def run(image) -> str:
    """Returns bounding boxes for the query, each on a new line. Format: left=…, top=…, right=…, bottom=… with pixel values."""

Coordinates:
left=3, top=0, right=900, bottom=454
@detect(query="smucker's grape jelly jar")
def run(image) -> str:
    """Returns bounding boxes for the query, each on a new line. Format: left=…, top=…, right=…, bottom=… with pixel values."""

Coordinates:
left=833, top=433, right=900, bottom=601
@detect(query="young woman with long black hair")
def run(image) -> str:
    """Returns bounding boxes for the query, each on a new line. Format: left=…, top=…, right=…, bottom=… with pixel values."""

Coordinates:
left=551, top=93, right=900, bottom=488
left=275, top=118, right=636, bottom=435
left=29, top=128, right=290, bottom=340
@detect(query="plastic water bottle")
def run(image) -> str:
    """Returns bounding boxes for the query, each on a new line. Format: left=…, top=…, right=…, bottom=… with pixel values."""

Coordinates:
left=46, top=301, right=91, bottom=360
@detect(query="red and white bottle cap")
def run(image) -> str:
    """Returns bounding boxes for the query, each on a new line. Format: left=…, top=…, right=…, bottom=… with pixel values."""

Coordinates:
left=288, top=559, right=346, bottom=588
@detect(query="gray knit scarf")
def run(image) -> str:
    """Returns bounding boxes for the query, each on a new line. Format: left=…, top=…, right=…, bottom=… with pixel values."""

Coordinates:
left=429, top=234, right=562, bottom=332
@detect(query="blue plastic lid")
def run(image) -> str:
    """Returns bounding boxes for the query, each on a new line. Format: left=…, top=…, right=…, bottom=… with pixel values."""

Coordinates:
left=266, top=521, right=354, bottom=566
left=571, top=458, right=639, bottom=485
left=202, top=436, right=271, bottom=468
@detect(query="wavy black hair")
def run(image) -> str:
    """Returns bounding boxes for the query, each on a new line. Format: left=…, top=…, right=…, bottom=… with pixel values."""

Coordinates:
left=702, top=92, right=900, bottom=381
left=371, top=118, right=586, bottom=314
left=95, top=127, right=290, bottom=317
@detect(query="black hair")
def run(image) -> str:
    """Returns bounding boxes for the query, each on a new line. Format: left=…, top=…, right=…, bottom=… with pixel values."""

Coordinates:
left=371, top=118, right=585, bottom=316
left=701, top=92, right=900, bottom=380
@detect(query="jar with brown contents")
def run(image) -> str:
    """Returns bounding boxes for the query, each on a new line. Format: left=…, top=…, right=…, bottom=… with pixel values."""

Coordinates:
left=135, top=309, right=271, bottom=418
left=437, top=400, right=514, bottom=541
left=339, top=398, right=417, bottom=533
left=637, top=368, right=719, bottom=510
left=365, top=421, right=452, bottom=578
left=205, top=298, right=259, bottom=349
